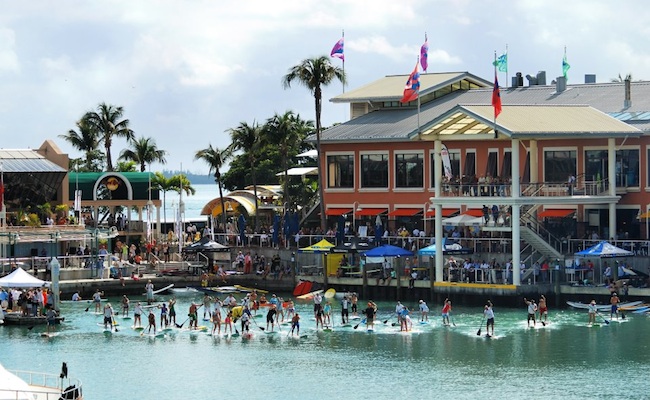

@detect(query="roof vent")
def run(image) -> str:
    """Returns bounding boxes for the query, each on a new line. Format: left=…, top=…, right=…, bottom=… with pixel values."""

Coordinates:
left=525, top=74, right=537, bottom=86
left=585, top=74, right=596, bottom=84
left=624, top=78, right=632, bottom=108
left=511, top=72, right=524, bottom=88
left=555, top=76, right=566, bottom=93
left=536, top=71, right=546, bottom=85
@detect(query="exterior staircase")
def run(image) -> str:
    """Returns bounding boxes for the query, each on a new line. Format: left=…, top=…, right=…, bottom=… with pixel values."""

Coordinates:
left=520, top=225, right=563, bottom=262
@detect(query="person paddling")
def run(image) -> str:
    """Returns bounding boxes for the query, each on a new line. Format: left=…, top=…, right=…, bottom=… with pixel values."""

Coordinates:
left=587, top=300, right=597, bottom=326
left=610, top=292, right=620, bottom=320
left=524, top=298, right=537, bottom=328
left=103, top=303, right=115, bottom=331
left=419, top=300, right=429, bottom=322
left=134, top=302, right=143, bottom=327
left=266, top=304, right=277, bottom=332
left=290, top=313, right=301, bottom=336
left=93, top=289, right=104, bottom=313
left=441, top=299, right=452, bottom=326
left=484, top=300, right=495, bottom=337
left=538, top=295, right=548, bottom=324
left=121, top=295, right=130, bottom=317
left=146, top=310, right=156, bottom=335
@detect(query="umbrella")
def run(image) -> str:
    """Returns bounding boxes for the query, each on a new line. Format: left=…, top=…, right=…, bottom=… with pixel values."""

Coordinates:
left=237, top=214, right=247, bottom=246
left=365, top=244, right=413, bottom=258
left=442, top=214, right=484, bottom=226
left=575, top=241, right=634, bottom=258
left=299, top=239, right=335, bottom=253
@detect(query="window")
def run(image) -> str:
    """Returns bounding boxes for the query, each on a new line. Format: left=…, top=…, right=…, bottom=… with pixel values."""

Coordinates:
left=500, top=152, right=511, bottom=179
left=585, top=150, right=607, bottom=182
left=361, top=154, right=388, bottom=188
left=486, top=151, right=498, bottom=178
left=430, top=150, right=460, bottom=187
left=395, top=153, right=423, bottom=188
left=463, top=152, right=476, bottom=177
left=544, top=150, right=576, bottom=183
left=617, top=149, right=639, bottom=187
left=327, top=154, right=354, bottom=188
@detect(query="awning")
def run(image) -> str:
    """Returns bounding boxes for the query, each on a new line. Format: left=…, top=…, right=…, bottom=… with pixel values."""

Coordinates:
left=538, top=209, right=576, bottom=218
left=388, top=209, right=420, bottom=217
left=276, top=167, right=318, bottom=176
left=640, top=211, right=650, bottom=219
left=355, top=208, right=387, bottom=216
left=464, top=209, right=484, bottom=217
left=425, top=208, right=460, bottom=217
left=326, top=208, right=353, bottom=216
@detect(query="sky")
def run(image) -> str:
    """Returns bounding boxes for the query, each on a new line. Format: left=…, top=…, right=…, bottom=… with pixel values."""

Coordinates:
left=1, top=0, right=649, bottom=174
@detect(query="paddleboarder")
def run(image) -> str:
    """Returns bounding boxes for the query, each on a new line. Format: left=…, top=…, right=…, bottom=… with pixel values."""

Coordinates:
left=341, top=295, right=350, bottom=324
left=134, top=302, right=143, bottom=327
left=419, top=300, right=429, bottom=322
left=524, top=298, right=537, bottom=327
left=103, top=303, right=115, bottom=331
left=92, top=289, right=104, bottom=313
left=159, top=302, right=168, bottom=328
left=323, top=301, right=332, bottom=327
left=203, top=294, right=212, bottom=320
left=290, top=313, right=300, bottom=336
left=146, top=310, right=156, bottom=335
left=610, top=292, right=620, bottom=320
left=442, top=299, right=452, bottom=326
left=266, top=304, right=277, bottom=332
left=538, top=295, right=548, bottom=324
left=46, top=305, right=57, bottom=335
left=188, top=303, right=199, bottom=330
left=121, top=295, right=130, bottom=317
left=364, top=301, right=376, bottom=330
left=313, top=291, right=323, bottom=318
left=211, top=306, right=221, bottom=336
left=168, top=298, right=177, bottom=326
left=484, top=300, right=495, bottom=337
left=587, top=300, right=597, bottom=326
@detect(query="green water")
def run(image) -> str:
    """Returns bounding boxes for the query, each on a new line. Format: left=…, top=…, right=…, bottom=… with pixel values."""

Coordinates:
left=2, top=295, right=650, bottom=400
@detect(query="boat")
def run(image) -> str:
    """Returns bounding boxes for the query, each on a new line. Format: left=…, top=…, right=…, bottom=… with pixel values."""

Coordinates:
left=0, top=362, right=83, bottom=399
left=618, top=303, right=650, bottom=311
left=566, top=300, right=642, bottom=311
left=2, top=312, right=65, bottom=326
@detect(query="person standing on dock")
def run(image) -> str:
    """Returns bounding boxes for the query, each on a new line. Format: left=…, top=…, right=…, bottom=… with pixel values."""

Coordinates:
left=484, top=301, right=495, bottom=337
left=524, top=298, right=537, bottom=327
left=538, top=295, right=548, bottom=324
left=610, top=292, right=620, bottom=320
left=134, top=302, right=143, bottom=327
left=145, top=280, right=154, bottom=305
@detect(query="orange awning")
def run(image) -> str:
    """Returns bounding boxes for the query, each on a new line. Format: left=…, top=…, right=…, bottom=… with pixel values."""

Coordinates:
left=640, top=211, right=650, bottom=219
left=538, top=209, right=576, bottom=218
left=388, top=209, right=420, bottom=217
left=464, top=209, right=484, bottom=217
left=355, top=208, right=387, bottom=216
left=325, top=208, right=352, bottom=216
left=425, top=208, right=460, bottom=217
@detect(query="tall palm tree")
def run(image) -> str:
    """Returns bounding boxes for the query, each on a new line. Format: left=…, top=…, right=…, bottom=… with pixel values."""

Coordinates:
left=59, top=118, right=104, bottom=171
left=150, top=171, right=179, bottom=233
left=195, top=144, right=231, bottom=239
left=283, top=56, right=346, bottom=231
left=119, top=136, right=168, bottom=172
left=264, top=111, right=313, bottom=214
left=84, top=103, right=134, bottom=171
left=228, top=121, right=261, bottom=230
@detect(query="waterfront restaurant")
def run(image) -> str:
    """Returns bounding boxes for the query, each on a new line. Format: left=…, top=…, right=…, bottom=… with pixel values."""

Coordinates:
left=318, top=71, right=650, bottom=287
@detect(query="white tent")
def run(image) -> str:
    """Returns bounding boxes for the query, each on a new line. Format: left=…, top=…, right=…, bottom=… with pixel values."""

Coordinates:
left=0, top=267, right=50, bottom=288
left=442, top=214, right=484, bottom=226
left=0, top=363, right=33, bottom=400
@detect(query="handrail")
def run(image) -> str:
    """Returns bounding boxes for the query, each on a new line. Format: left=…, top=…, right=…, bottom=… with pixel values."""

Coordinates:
left=9, top=369, right=83, bottom=400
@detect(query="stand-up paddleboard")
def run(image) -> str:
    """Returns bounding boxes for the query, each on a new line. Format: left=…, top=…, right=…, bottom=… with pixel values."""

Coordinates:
left=324, top=288, right=336, bottom=299
left=296, top=290, right=323, bottom=300
left=132, top=326, right=145, bottom=330
left=41, top=332, right=59, bottom=338
left=234, top=285, right=269, bottom=294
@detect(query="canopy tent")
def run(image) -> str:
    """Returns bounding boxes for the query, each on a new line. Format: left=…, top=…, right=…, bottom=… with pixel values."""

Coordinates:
left=418, top=238, right=474, bottom=256
left=0, top=267, right=49, bottom=288
left=298, top=239, right=335, bottom=253
left=442, top=214, right=484, bottom=226
left=0, top=363, right=33, bottom=400
left=365, top=244, right=413, bottom=258
left=575, top=241, right=634, bottom=258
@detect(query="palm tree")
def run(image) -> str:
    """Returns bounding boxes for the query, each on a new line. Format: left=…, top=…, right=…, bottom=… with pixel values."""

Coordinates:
left=228, top=121, right=261, bottom=230
left=150, top=172, right=179, bottom=233
left=84, top=103, right=134, bottom=171
left=59, top=118, right=104, bottom=171
left=119, top=136, right=167, bottom=172
left=195, top=145, right=231, bottom=239
left=283, top=56, right=346, bottom=230
left=264, top=111, right=313, bottom=213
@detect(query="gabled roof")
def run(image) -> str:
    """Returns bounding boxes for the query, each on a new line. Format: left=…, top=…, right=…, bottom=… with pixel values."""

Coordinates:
left=330, top=72, right=491, bottom=103
left=422, top=104, right=641, bottom=140
left=321, top=80, right=650, bottom=143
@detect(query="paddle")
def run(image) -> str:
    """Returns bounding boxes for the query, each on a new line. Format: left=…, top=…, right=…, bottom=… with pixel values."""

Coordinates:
left=449, top=313, right=456, bottom=327
left=477, top=318, right=485, bottom=336
left=596, top=311, right=610, bottom=325
left=251, top=316, right=265, bottom=331
left=353, top=318, right=367, bottom=330
left=112, top=316, right=119, bottom=332
left=175, top=304, right=203, bottom=329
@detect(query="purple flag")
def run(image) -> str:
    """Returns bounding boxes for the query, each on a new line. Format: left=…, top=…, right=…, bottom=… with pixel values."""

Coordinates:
left=420, top=39, right=429, bottom=72
left=331, top=37, right=344, bottom=61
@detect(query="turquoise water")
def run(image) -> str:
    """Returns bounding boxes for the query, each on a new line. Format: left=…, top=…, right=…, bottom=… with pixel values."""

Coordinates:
left=2, top=295, right=650, bottom=400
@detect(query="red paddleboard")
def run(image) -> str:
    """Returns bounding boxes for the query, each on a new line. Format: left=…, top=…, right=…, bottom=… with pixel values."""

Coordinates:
left=293, top=281, right=313, bottom=296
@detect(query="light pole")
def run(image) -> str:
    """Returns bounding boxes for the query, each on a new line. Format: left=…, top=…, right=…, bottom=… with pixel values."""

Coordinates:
left=423, top=201, right=433, bottom=235
left=352, top=201, right=361, bottom=237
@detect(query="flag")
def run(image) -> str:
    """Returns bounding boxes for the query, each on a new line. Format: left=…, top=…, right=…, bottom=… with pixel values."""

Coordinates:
left=492, top=73, right=502, bottom=119
left=420, top=37, right=429, bottom=72
left=330, top=37, right=344, bottom=61
left=441, top=144, right=453, bottom=180
left=492, top=52, right=507, bottom=72
left=0, top=174, right=4, bottom=212
left=400, top=60, right=420, bottom=103
left=562, top=53, right=570, bottom=81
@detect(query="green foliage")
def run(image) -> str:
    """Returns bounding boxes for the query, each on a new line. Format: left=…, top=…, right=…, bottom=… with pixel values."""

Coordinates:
left=116, top=160, right=137, bottom=172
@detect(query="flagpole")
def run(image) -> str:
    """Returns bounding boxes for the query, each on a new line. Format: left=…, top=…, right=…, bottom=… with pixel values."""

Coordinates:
left=493, top=51, right=498, bottom=139
left=417, top=56, right=421, bottom=134
left=504, top=44, right=508, bottom=89
left=0, top=161, right=4, bottom=230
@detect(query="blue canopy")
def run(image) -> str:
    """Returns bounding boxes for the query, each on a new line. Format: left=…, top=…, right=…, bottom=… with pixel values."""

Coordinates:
left=365, top=244, right=413, bottom=258
left=575, top=241, right=634, bottom=258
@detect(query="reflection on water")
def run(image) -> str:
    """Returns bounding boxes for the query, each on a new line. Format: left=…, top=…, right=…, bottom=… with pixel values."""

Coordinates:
left=2, top=297, right=650, bottom=400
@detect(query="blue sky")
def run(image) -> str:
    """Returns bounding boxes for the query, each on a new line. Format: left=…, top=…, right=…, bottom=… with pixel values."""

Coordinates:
left=0, top=0, right=647, bottom=173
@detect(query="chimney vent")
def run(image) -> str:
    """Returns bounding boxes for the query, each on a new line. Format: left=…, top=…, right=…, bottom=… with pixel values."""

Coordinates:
left=585, top=74, right=596, bottom=84
left=525, top=74, right=537, bottom=86
left=624, top=78, right=632, bottom=108
left=536, top=71, right=546, bottom=85
left=556, top=76, right=566, bottom=93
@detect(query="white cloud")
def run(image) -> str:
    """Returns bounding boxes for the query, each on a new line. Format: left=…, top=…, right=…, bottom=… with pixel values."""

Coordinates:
left=0, top=27, right=19, bottom=73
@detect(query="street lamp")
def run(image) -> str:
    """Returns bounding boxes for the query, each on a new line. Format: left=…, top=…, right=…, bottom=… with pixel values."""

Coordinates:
left=423, top=201, right=434, bottom=235
left=352, top=201, right=362, bottom=236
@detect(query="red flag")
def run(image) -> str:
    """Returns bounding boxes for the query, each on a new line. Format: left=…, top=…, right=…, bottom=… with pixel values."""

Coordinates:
left=400, top=61, right=420, bottom=103
left=492, top=72, right=502, bottom=119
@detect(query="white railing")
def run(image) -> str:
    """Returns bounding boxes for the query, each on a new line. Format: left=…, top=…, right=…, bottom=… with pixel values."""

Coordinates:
left=8, top=369, right=83, bottom=400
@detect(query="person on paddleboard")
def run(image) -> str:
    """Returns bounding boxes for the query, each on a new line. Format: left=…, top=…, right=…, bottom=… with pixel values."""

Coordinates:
left=313, top=292, right=323, bottom=318
left=203, top=294, right=213, bottom=320
left=211, top=306, right=221, bottom=336
left=291, top=313, right=300, bottom=336
left=103, top=303, right=115, bottom=331
left=146, top=310, right=156, bottom=335
left=145, top=280, right=154, bottom=305
left=442, top=299, right=452, bottom=326
left=189, top=303, right=198, bottom=330
left=224, top=311, right=233, bottom=335
left=419, top=300, right=429, bottom=322
left=610, top=292, right=620, bottom=320
left=121, top=295, right=130, bottom=317
left=351, top=293, right=358, bottom=317
left=266, top=304, right=277, bottom=332
left=134, top=302, right=143, bottom=327
left=93, top=289, right=104, bottom=313
left=159, top=302, right=168, bottom=328
left=341, top=296, right=350, bottom=324
left=524, top=298, right=537, bottom=327
left=168, top=298, right=177, bottom=326
left=364, top=302, right=376, bottom=330
left=587, top=300, right=597, bottom=325
left=46, top=305, right=57, bottom=335
left=538, top=295, right=548, bottom=324
left=484, top=300, right=495, bottom=337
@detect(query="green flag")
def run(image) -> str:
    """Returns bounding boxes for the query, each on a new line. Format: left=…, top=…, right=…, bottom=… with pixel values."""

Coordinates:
left=562, top=54, right=570, bottom=81
left=492, top=53, right=507, bottom=72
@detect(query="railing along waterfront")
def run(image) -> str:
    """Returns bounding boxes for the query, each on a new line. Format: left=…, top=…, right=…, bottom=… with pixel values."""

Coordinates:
left=6, top=369, right=83, bottom=400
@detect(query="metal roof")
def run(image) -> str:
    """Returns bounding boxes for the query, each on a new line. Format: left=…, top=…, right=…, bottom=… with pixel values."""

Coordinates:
left=0, top=150, right=66, bottom=173
left=320, top=80, right=650, bottom=143
left=330, top=72, right=492, bottom=103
